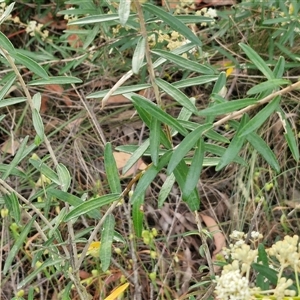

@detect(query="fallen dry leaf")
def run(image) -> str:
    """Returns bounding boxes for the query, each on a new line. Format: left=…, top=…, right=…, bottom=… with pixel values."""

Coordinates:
left=1, top=137, right=20, bottom=155
left=200, top=213, right=226, bottom=269
left=113, top=151, right=147, bottom=177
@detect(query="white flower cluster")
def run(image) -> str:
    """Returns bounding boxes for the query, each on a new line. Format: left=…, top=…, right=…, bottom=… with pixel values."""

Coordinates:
left=195, top=7, right=218, bottom=26
left=215, top=232, right=300, bottom=300
left=25, top=20, right=49, bottom=41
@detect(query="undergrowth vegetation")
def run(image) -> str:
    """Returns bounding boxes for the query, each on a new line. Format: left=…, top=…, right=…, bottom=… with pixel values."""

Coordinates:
left=0, top=0, right=300, bottom=299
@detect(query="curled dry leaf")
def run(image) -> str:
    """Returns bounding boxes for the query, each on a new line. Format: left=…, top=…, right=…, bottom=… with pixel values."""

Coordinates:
left=113, top=151, right=147, bottom=177
left=1, top=137, right=20, bottom=155
left=200, top=213, right=226, bottom=263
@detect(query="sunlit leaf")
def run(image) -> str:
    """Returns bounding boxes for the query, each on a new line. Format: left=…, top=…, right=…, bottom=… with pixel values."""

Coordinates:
left=104, top=283, right=130, bottom=300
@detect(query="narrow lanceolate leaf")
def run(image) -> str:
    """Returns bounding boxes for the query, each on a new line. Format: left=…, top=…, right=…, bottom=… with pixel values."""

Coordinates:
left=100, top=215, right=115, bottom=271
left=131, top=94, right=188, bottom=136
left=183, top=138, right=205, bottom=198
left=198, top=98, right=257, bottom=116
left=87, top=83, right=151, bottom=99
left=47, top=189, right=101, bottom=219
left=277, top=109, right=299, bottom=161
left=32, top=109, right=44, bottom=141
left=150, top=118, right=160, bottom=166
left=273, top=56, right=285, bottom=79
left=143, top=3, right=201, bottom=47
left=105, top=143, right=122, bottom=194
left=0, top=72, right=16, bottom=101
left=0, top=2, right=15, bottom=25
left=64, top=193, right=120, bottom=221
left=212, top=72, right=226, bottom=95
left=155, top=78, right=198, bottom=114
left=122, top=139, right=150, bottom=175
left=132, top=194, right=144, bottom=237
left=131, top=151, right=172, bottom=204
left=239, top=43, right=274, bottom=80
left=28, top=76, right=82, bottom=85
left=247, top=79, right=290, bottom=95
left=173, top=160, right=200, bottom=211
left=0, top=97, right=27, bottom=108
left=32, top=93, right=42, bottom=111
left=4, top=192, right=20, bottom=224
left=13, top=52, right=49, bottom=79
left=247, top=133, right=280, bottom=173
left=1, top=136, right=29, bottom=180
left=173, top=75, right=219, bottom=89
left=152, top=50, right=214, bottom=74
left=167, top=124, right=212, bottom=174
left=18, top=258, right=62, bottom=289
left=216, top=115, right=248, bottom=171
left=3, top=216, right=36, bottom=274
left=238, top=96, right=281, bottom=137
left=119, top=0, right=131, bottom=26
left=132, top=37, right=145, bottom=74
left=56, top=163, right=71, bottom=192
left=0, top=31, right=15, bottom=52
left=158, top=173, right=175, bottom=208
left=69, top=14, right=120, bottom=25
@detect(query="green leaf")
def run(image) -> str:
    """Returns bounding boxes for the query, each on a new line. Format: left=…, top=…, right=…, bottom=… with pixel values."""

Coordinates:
left=119, top=0, right=131, bottom=25
left=104, top=143, right=122, bottom=194
left=182, top=138, right=204, bottom=198
left=273, top=56, right=285, bottom=79
left=256, top=243, right=270, bottom=290
left=131, top=151, right=172, bottom=204
left=277, top=108, right=299, bottom=161
left=171, top=98, right=195, bottom=137
left=131, top=94, right=188, bottom=136
left=18, top=258, right=63, bottom=288
left=173, top=160, right=200, bottom=210
left=198, top=98, right=257, bottom=116
left=69, top=14, right=121, bottom=25
left=32, top=93, right=42, bottom=111
left=239, top=43, right=274, bottom=80
left=158, top=173, right=175, bottom=208
left=0, top=2, right=15, bottom=25
left=246, top=132, right=280, bottom=173
left=167, top=124, right=212, bottom=174
left=216, top=115, right=248, bottom=171
left=47, top=189, right=101, bottom=219
left=132, top=36, right=145, bottom=74
left=132, top=194, right=144, bottom=237
left=251, top=263, right=278, bottom=285
left=212, top=72, right=226, bottom=94
left=205, top=143, right=246, bottom=166
left=48, top=208, right=67, bottom=238
left=173, top=75, right=219, bottom=89
left=3, top=216, right=36, bottom=274
left=0, top=72, right=16, bottom=101
left=32, top=109, right=44, bottom=141
left=0, top=31, right=15, bottom=52
left=64, top=193, right=120, bottom=221
left=29, top=158, right=60, bottom=185
left=87, top=84, right=151, bottom=99
left=4, top=192, right=20, bottom=224
left=1, top=136, right=29, bottom=180
left=152, top=50, right=214, bottom=74
left=150, top=118, right=160, bottom=166
left=247, top=79, right=290, bottom=95
left=100, top=214, right=115, bottom=271
left=155, top=78, right=198, bottom=114
left=143, top=3, right=201, bottom=46
left=56, top=164, right=71, bottom=192
left=13, top=52, right=49, bottom=79
left=238, top=96, right=281, bottom=137
left=28, top=76, right=82, bottom=85
left=0, top=97, right=27, bottom=108
left=122, top=139, right=150, bottom=175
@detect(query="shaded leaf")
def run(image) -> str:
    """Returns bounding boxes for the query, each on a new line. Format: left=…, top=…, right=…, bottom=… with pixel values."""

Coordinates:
left=247, top=79, right=290, bottom=95
left=132, top=194, right=144, bottom=237
left=239, top=96, right=281, bottom=137
left=158, top=173, right=175, bottom=208
left=100, top=214, right=115, bottom=271
left=28, top=76, right=82, bottom=85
